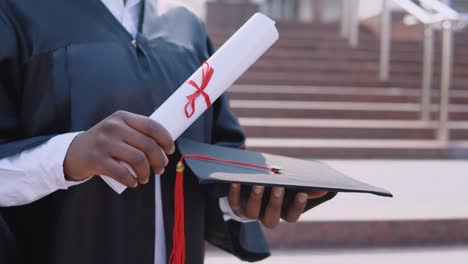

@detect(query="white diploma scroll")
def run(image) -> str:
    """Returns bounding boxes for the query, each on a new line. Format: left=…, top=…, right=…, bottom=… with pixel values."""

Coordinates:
left=102, top=13, right=279, bottom=193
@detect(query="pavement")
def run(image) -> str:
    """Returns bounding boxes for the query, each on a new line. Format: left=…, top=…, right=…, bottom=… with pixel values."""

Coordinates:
left=300, top=159, right=468, bottom=221
left=205, top=247, right=468, bottom=264
left=206, top=159, right=468, bottom=263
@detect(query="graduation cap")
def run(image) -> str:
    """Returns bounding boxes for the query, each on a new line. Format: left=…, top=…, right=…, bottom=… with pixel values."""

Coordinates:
left=168, top=138, right=392, bottom=264
left=177, top=138, right=392, bottom=197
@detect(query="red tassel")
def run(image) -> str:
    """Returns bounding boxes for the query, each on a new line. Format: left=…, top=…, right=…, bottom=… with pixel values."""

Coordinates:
left=169, top=160, right=186, bottom=264
left=169, top=154, right=280, bottom=264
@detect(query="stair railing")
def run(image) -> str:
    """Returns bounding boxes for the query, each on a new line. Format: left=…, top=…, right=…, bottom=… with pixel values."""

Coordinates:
left=342, top=0, right=461, bottom=145
left=341, top=0, right=361, bottom=47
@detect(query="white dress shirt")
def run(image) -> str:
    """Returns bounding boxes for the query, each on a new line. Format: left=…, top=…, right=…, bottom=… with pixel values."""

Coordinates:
left=0, top=1, right=250, bottom=263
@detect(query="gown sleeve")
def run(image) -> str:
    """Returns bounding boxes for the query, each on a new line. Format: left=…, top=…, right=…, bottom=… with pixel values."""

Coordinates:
left=0, top=7, right=56, bottom=160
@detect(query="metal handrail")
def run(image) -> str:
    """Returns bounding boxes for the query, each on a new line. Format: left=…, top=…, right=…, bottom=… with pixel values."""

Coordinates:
left=393, top=0, right=444, bottom=24
left=380, top=0, right=457, bottom=131
left=341, top=0, right=461, bottom=145
left=341, top=0, right=361, bottom=47
left=385, top=0, right=460, bottom=144
left=419, top=0, right=459, bottom=19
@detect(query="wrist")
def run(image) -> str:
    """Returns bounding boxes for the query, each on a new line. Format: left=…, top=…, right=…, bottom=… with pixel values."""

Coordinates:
left=63, top=132, right=90, bottom=181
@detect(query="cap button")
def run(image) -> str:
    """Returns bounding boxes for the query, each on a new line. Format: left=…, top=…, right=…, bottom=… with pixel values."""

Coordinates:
left=176, top=161, right=185, bottom=173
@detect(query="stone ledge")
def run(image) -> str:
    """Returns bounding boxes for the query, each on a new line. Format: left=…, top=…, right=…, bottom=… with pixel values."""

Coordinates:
left=262, top=219, right=468, bottom=249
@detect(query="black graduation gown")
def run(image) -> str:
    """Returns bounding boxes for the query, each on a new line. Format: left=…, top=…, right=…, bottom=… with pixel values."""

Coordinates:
left=0, top=0, right=270, bottom=263
left=0, top=213, right=16, bottom=263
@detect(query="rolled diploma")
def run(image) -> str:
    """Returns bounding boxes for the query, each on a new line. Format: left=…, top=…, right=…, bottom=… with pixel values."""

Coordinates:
left=101, top=13, right=279, bottom=194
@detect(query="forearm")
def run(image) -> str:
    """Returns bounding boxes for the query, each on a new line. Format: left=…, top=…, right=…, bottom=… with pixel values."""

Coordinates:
left=0, top=132, right=86, bottom=206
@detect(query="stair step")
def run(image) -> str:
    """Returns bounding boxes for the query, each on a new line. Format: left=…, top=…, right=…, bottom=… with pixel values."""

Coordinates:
left=229, top=85, right=468, bottom=104
left=248, top=61, right=468, bottom=79
left=237, top=73, right=468, bottom=90
left=208, top=21, right=341, bottom=33
left=244, top=138, right=468, bottom=158
left=233, top=108, right=468, bottom=120
left=242, top=118, right=428, bottom=139
left=230, top=100, right=468, bottom=120
left=236, top=76, right=414, bottom=89
left=240, top=118, right=468, bottom=140
left=246, top=138, right=452, bottom=148
left=202, top=41, right=468, bottom=66
left=240, top=118, right=438, bottom=128
left=212, top=47, right=468, bottom=68
left=261, top=48, right=468, bottom=67
left=249, top=60, right=468, bottom=78
left=231, top=100, right=423, bottom=110
left=210, top=32, right=468, bottom=51
left=230, top=91, right=420, bottom=103
left=243, top=123, right=434, bottom=140
left=207, top=247, right=468, bottom=263
left=207, top=27, right=468, bottom=42
left=229, top=84, right=468, bottom=96
left=260, top=220, right=468, bottom=250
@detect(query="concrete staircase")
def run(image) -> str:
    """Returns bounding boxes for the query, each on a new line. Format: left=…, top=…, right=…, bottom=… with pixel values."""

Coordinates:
left=204, top=12, right=468, bottom=258
left=208, top=20, right=468, bottom=159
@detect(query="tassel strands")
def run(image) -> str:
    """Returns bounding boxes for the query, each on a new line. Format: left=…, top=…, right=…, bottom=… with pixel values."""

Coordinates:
left=169, top=161, right=186, bottom=264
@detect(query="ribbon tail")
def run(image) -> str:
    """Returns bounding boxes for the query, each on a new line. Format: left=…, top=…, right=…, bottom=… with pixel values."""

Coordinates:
left=201, top=92, right=211, bottom=107
left=184, top=99, right=196, bottom=118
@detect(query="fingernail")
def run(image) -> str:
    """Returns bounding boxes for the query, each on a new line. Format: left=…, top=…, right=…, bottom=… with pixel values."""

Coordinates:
left=309, top=191, right=328, bottom=199
left=155, top=169, right=165, bottom=175
left=298, top=194, right=308, bottom=204
left=132, top=182, right=139, bottom=188
left=273, top=188, right=283, bottom=198
left=142, top=178, right=149, bottom=184
left=169, top=145, right=176, bottom=154
left=231, top=184, right=240, bottom=190
left=254, top=186, right=264, bottom=195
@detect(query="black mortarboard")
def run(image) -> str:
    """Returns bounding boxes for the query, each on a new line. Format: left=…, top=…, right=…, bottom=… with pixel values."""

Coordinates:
left=168, top=138, right=392, bottom=264
left=176, top=138, right=392, bottom=198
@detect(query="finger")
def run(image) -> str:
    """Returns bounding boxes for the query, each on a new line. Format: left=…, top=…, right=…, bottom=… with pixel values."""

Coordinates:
left=117, top=111, right=175, bottom=155
left=244, top=185, right=264, bottom=220
left=261, top=187, right=284, bottom=229
left=308, top=190, right=328, bottom=199
left=228, top=184, right=243, bottom=217
left=107, top=142, right=151, bottom=185
left=117, top=126, right=169, bottom=176
left=99, top=158, right=139, bottom=188
left=149, top=147, right=167, bottom=176
left=282, top=192, right=308, bottom=223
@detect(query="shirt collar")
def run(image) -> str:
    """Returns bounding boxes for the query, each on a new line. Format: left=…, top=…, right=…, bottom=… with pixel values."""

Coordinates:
left=125, top=0, right=141, bottom=9
left=101, top=0, right=141, bottom=10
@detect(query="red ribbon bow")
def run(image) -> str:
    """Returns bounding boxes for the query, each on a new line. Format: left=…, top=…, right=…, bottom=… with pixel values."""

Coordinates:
left=184, top=62, right=214, bottom=118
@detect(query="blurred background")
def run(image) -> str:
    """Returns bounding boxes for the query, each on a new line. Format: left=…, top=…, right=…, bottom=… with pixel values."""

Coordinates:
left=166, top=0, right=468, bottom=263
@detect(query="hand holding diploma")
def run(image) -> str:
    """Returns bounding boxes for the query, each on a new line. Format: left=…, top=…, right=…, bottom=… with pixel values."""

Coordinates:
left=63, top=111, right=175, bottom=188
left=100, top=13, right=280, bottom=193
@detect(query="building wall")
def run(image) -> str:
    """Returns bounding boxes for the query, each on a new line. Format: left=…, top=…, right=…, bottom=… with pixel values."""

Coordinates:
left=159, top=0, right=207, bottom=19
left=160, top=0, right=400, bottom=23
